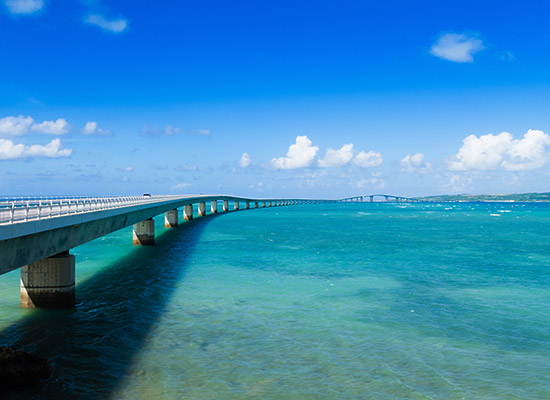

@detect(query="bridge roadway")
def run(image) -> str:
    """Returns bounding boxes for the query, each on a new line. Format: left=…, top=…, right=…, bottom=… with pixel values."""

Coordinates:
left=0, top=195, right=334, bottom=308
left=339, top=194, right=419, bottom=202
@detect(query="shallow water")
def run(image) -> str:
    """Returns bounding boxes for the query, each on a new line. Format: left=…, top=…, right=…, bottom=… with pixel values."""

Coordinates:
left=1, top=202, right=549, bottom=399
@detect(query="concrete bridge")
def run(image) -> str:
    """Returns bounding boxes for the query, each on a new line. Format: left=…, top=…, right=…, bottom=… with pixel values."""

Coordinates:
left=339, top=195, right=418, bottom=202
left=365, top=194, right=418, bottom=202
left=0, top=195, right=334, bottom=308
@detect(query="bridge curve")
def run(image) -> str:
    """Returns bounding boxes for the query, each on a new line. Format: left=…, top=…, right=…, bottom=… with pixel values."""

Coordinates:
left=337, top=195, right=418, bottom=202
left=364, top=194, right=418, bottom=202
left=0, top=194, right=334, bottom=308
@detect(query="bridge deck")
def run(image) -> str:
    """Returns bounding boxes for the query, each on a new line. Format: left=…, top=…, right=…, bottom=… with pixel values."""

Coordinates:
left=0, top=195, right=333, bottom=275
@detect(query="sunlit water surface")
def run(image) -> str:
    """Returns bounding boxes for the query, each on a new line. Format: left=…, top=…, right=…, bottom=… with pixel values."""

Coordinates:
left=1, top=203, right=549, bottom=399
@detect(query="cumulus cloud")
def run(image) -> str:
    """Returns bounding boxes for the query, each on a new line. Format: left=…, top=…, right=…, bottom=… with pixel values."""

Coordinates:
left=239, top=152, right=251, bottom=168
left=318, top=143, right=354, bottom=168
left=117, top=166, right=134, bottom=172
left=0, top=138, right=72, bottom=160
left=4, top=0, right=43, bottom=14
left=82, top=121, right=112, bottom=136
left=352, top=150, right=383, bottom=167
left=171, top=183, right=192, bottom=191
left=85, top=14, right=128, bottom=33
left=270, top=135, right=319, bottom=169
left=448, top=129, right=550, bottom=171
left=430, top=33, right=484, bottom=63
left=0, top=115, right=70, bottom=136
left=31, top=118, right=69, bottom=135
left=400, top=153, right=433, bottom=173
left=0, top=115, right=34, bottom=137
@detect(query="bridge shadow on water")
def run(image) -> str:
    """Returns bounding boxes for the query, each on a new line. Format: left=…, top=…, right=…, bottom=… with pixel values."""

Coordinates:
left=2, top=214, right=217, bottom=399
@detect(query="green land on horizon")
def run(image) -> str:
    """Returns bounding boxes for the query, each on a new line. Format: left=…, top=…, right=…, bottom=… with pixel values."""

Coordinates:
left=415, top=192, right=550, bottom=202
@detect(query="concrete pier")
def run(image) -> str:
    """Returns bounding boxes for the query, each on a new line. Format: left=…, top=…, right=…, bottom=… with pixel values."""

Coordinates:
left=21, top=251, right=75, bottom=308
left=255, top=202, right=259, bottom=208
left=198, top=202, right=206, bottom=216
left=235, top=201, right=240, bottom=211
left=211, top=200, right=218, bottom=213
left=223, top=200, right=229, bottom=212
left=164, top=209, right=178, bottom=228
left=184, top=205, right=193, bottom=220
left=262, top=201, right=266, bottom=207
left=245, top=201, right=250, bottom=209
left=133, top=218, right=155, bottom=245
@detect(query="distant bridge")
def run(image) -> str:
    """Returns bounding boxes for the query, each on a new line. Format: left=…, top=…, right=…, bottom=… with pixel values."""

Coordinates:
left=0, top=195, right=335, bottom=308
left=339, top=194, right=419, bottom=202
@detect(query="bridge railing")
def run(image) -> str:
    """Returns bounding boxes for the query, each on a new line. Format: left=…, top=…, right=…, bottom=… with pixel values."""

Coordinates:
left=0, top=195, right=181, bottom=225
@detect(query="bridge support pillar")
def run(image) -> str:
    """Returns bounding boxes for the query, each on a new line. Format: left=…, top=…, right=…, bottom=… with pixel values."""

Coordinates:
left=245, top=201, right=250, bottom=209
left=21, top=251, right=75, bottom=308
left=211, top=200, right=218, bottom=213
left=234, top=201, right=239, bottom=211
left=198, top=202, right=206, bottom=216
left=255, top=202, right=258, bottom=208
left=165, top=209, right=178, bottom=228
left=223, top=200, right=229, bottom=212
left=261, top=201, right=266, bottom=207
left=184, top=205, right=193, bottom=220
left=133, top=218, right=155, bottom=245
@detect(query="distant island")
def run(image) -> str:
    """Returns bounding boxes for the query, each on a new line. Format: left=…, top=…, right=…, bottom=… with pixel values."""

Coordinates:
left=415, top=192, right=550, bottom=202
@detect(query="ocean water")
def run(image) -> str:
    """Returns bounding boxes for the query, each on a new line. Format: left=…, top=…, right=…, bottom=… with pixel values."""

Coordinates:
left=1, top=202, right=549, bottom=399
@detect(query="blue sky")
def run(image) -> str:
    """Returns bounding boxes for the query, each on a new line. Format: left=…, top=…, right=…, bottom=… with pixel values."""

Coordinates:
left=2, top=0, right=550, bottom=198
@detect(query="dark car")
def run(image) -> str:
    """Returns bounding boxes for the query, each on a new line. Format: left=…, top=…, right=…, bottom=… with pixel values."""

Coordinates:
left=143, top=193, right=151, bottom=197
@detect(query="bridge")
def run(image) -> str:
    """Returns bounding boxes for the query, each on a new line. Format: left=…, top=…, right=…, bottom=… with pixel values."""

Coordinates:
left=339, top=194, right=419, bottom=202
left=0, top=195, right=335, bottom=308
left=365, top=194, right=418, bottom=202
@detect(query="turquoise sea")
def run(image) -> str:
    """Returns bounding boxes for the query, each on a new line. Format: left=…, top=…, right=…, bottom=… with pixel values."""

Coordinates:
left=1, top=202, right=549, bottom=399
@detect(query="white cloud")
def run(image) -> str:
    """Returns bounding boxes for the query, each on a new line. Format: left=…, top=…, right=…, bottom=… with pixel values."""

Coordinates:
left=82, top=121, right=112, bottom=136
left=0, top=115, right=72, bottom=137
left=31, top=118, right=69, bottom=135
left=117, top=166, right=134, bottom=172
left=0, top=138, right=72, bottom=160
left=82, top=121, right=97, bottom=135
left=400, top=153, right=433, bottom=173
left=318, top=143, right=354, bottom=168
left=352, top=150, right=383, bottom=167
left=0, top=115, right=34, bottom=137
left=171, top=183, right=192, bottom=191
left=4, top=0, right=43, bottom=14
left=85, top=14, right=128, bottom=33
left=430, top=33, right=484, bottom=63
left=270, top=135, right=319, bottom=169
left=239, top=152, right=251, bottom=168
left=448, top=129, right=550, bottom=171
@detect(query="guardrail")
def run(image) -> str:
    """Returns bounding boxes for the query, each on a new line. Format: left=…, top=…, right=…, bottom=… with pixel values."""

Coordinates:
left=0, top=195, right=180, bottom=225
